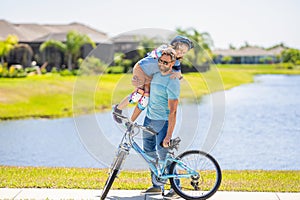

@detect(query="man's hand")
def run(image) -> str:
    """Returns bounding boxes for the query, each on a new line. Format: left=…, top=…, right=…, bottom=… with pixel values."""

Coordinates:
left=162, top=136, right=171, bottom=148
left=170, top=71, right=182, bottom=79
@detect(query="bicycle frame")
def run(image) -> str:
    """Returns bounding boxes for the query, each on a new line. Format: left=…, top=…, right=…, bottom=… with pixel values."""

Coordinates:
left=102, top=113, right=221, bottom=200
left=121, top=126, right=199, bottom=181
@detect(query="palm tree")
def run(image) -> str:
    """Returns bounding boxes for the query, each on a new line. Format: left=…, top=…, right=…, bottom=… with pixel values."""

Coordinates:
left=39, top=40, right=66, bottom=52
left=0, top=34, right=18, bottom=65
left=65, top=30, right=96, bottom=70
left=176, top=27, right=214, bottom=67
left=9, top=43, right=34, bottom=67
left=39, top=40, right=66, bottom=70
left=40, top=31, right=96, bottom=70
left=137, top=36, right=157, bottom=58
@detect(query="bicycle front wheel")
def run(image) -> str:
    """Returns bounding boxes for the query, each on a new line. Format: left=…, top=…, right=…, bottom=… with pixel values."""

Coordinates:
left=169, top=150, right=222, bottom=200
left=100, top=150, right=127, bottom=200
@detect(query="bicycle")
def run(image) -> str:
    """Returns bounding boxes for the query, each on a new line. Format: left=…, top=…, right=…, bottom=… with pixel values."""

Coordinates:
left=101, top=112, right=222, bottom=200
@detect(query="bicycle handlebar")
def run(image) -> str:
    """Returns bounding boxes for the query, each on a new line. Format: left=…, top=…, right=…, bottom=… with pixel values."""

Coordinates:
left=113, top=112, right=181, bottom=150
left=113, top=112, right=158, bottom=135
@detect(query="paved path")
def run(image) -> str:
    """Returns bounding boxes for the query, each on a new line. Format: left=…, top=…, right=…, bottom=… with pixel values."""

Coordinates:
left=1, top=188, right=300, bottom=200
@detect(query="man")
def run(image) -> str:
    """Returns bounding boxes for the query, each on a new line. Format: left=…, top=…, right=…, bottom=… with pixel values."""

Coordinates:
left=113, top=35, right=193, bottom=123
left=142, top=48, right=180, bottom=198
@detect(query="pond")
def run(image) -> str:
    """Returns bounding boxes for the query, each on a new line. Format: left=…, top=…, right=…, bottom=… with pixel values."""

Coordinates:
left=0, top=74, right=299, bottom=170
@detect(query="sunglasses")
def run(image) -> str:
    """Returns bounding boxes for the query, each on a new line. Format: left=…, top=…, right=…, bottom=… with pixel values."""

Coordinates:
left=158, top=58, right=171, bottom=65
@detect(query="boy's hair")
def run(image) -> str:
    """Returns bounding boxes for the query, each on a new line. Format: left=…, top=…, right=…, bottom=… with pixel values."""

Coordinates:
left=161, top=47, right=177, bottom=61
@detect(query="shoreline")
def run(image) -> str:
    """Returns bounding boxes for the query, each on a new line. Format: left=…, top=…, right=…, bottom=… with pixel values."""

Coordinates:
left=1, top=65, right=300, bottom=121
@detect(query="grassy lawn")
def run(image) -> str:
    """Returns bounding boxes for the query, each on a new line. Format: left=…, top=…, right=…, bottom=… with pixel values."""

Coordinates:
left=1, top=64, right=299, bottom=120
left=1, top=64, right=300, bottom=192
left=1, top=166, right=299, bottom=192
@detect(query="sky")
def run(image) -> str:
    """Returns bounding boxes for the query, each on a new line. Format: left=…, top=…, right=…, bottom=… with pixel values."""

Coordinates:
left=2, top=0, right=300, bottom=49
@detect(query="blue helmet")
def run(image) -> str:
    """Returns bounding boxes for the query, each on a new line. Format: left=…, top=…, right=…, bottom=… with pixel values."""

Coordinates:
left=170, top=35, right=194, bottom=50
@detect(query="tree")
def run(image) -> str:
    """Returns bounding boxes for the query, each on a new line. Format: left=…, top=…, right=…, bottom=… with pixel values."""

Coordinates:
left=221, top=56, right=233, bottom=64
left=229, top=44, right=236, bottom=50
left=0, top=35, right=18, bottom=65
left=113, top=52, right=133, bottom=73
left=78, top=56, right=107, bottom=75
left=39, top=40, right=66, bottom=70
left=266, top=42, right=287, bottom=50
left=39, top=40, right=66, bottom=52
left=136, top=37, right=157, bottom=59
left=40, top=31, right=96, bottom=70
left=281, top=48, right=300, bottom=64
left=240, top=41, right=250, bottom=49
left=65, top=31, right=96, bottom=70
left=9, top=43, right=34, bottom=67
left=175, top=27, right=214, bottom=67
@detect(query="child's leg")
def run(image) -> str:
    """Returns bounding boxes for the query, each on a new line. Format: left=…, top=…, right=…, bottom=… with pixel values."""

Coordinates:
left=113, top=87, right=144, bottom=123
left=116, top=63, right=145, bottom=111
left=130, top=92, right=149, bottom=122
left=113, top=87, right=145, bottom=123
left=130, top=82, right=151, bottom=122
left=130, top=106, right=142, bottom=122
left=116, top=96, right=130, bottom=110
left=117, top=88, right=144, bottom=110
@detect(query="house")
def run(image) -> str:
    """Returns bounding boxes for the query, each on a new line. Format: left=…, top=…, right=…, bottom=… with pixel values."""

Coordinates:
left=0, top=20, right=114, bottom=70
left=213, top=46, right=284, bottom=64
left=111, top=28, right=176, bottom=61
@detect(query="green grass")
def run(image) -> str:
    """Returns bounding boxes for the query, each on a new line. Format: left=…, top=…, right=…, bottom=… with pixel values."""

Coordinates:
left=1, top=65, right=300, bottom=192
left=0, top=74, right=75, bottom=120
left=0, top=74, right=128, bottom=120
left=1, top=64, right=300, bottom=120
left=1, top=166, right=299, bottom=192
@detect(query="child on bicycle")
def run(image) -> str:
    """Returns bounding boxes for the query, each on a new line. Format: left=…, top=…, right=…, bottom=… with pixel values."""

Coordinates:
left=113, top=35, right=194, bottom=123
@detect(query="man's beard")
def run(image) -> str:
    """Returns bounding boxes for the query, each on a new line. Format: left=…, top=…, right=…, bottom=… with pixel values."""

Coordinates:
left=159, top=65, right=171, bottom=73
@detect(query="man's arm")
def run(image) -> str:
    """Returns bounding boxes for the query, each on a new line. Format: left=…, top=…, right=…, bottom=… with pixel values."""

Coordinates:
left=162, top=99, right=179, bottom=147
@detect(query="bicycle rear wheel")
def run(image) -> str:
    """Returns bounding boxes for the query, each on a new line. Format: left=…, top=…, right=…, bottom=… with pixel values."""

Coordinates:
left=169, top=150, right=222, bottom=200
left=100, top=151, right=127, bottom=200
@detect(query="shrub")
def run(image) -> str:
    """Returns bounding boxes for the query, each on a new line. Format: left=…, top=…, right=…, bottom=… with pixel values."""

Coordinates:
left=9, top=66, right=17, bottom=77
left=278, top=62, right=294, bottom=69
left=41, top=68, right=47, bottom=74
left=259, top=56, right=273, bottom=64
left=105, top=66, right=124, bottom=74
left=281, top=48, right=300, bottom=64
left=60, top=69, right=73, bottom=76
left=15, top=68, right=27, bottom=78
left=79, top=56, right=107, bottom=75
left=0, top=65, right=9, bottom=77
left=72, top=69, right=81, bottom=76
left=7, top=66, right=27, bottom=78
left=25, top=66, right=42, bottom=75
left=51, top=67, right=59, bottom=74
left=221, top=56, right=232, bottom=64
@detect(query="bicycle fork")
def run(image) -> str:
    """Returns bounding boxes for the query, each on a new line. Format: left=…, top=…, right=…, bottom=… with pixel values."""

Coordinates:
left=101, top=143, right=130, bottom=200
left=111, top=143, right=130, bottom=171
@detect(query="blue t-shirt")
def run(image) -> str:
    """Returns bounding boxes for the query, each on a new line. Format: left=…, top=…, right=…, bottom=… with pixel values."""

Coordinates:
left=146, top=72, right=180, bottom=120
left=138, top=56, right=160, bottom=77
